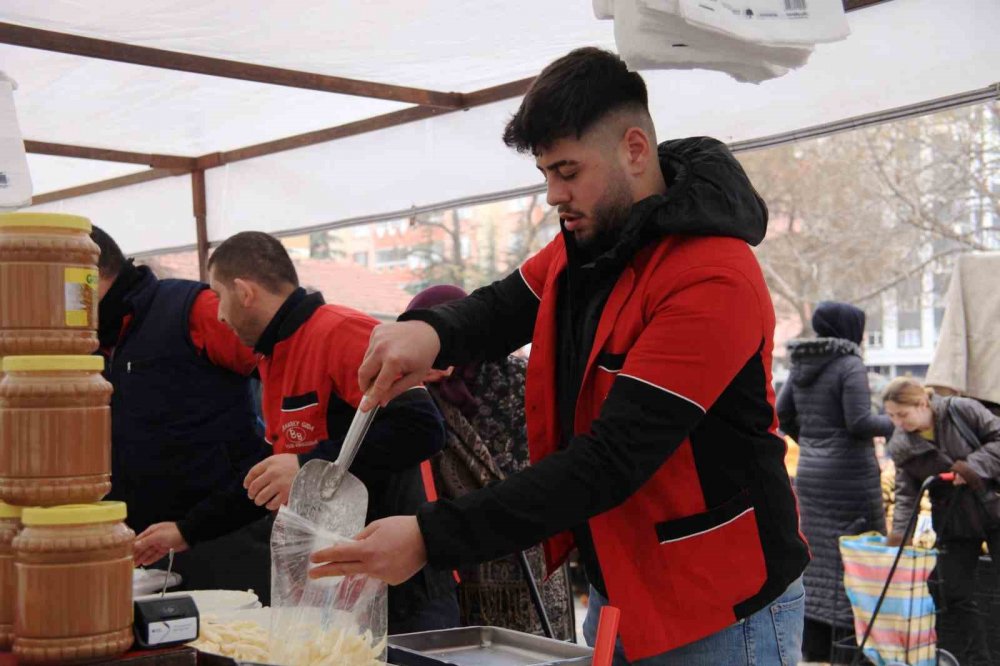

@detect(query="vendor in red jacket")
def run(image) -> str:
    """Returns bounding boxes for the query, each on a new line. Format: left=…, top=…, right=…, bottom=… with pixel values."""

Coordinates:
left=312, top=48, right=810, bottom=665
left=206, top=231, right=458, bottom=634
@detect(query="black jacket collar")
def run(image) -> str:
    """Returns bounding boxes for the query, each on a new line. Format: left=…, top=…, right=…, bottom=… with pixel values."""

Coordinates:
left=98, top=262, right=154, bottom=348
left=254, top=288, right=325, bottom=356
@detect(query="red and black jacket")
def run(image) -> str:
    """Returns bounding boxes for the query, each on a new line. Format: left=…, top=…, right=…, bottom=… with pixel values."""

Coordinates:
left=407, top=138, right=810, bottom=660
left=254, top=288, right=454, bottom=629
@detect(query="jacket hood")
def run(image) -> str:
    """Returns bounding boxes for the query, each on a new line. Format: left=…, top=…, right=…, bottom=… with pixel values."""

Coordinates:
left=787, top=337, right=862, bottom=387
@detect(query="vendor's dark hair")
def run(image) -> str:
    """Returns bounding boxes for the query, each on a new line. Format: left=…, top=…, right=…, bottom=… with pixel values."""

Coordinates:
left=208, top=231, right=299, bottom=292
left=90, top=226, right=126, bottom=278
left=503, top=47, right=650, bottom=154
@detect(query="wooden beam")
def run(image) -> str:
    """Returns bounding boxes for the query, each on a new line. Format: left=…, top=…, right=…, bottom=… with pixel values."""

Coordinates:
left=203, top=105, right=449, bottom=167
left=460, top=77, right=535, bottom=107
left=30, top=168, right=186, bottom=205
left=201, top=76, right=536, bottom=168
left=24, top=140, right=196, bottom=169
left=191, top=170, right=209, bottom=282
left=0, top=22, right=465, bottom=109
left=843, top=0, right=892, bottom=10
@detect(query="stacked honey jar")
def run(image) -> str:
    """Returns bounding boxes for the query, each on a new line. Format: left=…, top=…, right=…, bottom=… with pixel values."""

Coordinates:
left=0, top=213, right=134, bottom=662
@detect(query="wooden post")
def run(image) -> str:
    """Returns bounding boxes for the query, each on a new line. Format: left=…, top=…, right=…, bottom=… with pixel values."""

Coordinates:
left=192, top=170, right=209, bottom=282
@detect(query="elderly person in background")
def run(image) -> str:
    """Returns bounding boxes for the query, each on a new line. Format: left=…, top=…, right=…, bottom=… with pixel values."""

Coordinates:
left=777, top=300, right=894, bottom=663
left=405, top=284, right=575, bottom=640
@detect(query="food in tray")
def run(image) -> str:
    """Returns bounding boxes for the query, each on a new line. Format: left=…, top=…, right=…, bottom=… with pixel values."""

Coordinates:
left=191, top=615, right=387, bottom=666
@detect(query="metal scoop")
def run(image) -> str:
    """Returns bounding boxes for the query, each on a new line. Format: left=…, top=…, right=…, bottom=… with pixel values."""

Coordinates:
left=286, top=406, right=379, bottom=535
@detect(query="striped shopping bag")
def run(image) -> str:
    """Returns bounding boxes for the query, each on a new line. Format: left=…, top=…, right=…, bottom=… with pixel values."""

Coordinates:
left=839, top=533, right=938, bottom=666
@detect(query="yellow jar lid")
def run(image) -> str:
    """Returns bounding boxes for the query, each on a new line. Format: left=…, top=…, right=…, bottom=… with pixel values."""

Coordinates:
left=0, top=501, right=22, bottom=519
left=0, top=212, right=92, bottom=232
left=21, top=502, right=126, bottom=527
left=2, top=355, right=105, bottom=373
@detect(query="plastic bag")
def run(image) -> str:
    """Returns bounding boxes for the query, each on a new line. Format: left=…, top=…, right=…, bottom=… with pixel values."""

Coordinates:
left=269, top=506, right=388, bottom=666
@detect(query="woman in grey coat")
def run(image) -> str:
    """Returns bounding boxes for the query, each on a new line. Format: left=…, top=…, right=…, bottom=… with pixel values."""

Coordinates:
left=884, top=377, right=1000, bottom=666
left=777, top=301, right=894, bottom=662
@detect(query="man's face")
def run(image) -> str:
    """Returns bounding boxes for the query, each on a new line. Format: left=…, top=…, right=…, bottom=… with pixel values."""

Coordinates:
left=535, top=134, right=635, bottom=252
left=209, top=270, right=261, bottom=348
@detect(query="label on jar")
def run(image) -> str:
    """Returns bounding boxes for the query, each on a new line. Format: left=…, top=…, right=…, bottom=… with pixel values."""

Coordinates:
left=64, top=267, right=98, bottom=327
left=146, top=617, right=198, bottom=645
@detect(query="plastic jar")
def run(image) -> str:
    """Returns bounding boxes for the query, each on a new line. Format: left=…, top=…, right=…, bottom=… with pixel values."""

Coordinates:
left=0, top=501, right=20, bottom=651
left=0, top=213, right=100, bottom=358
left=13, top=502, right=134, bottom=663
left=0, top=356, right=112, bottom=506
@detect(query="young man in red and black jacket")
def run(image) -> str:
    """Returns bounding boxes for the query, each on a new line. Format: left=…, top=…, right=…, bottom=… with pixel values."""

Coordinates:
left=313, top=49, right=810, bottom=665
left=91, top=227, right=271, bottom=594
left=206, top=231, right=458, bottom=634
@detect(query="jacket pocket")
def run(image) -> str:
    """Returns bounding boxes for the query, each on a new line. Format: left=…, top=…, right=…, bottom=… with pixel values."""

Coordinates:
left=654, top=490, right=768, bottom=607
left=279, top=392, right=324, bottom=451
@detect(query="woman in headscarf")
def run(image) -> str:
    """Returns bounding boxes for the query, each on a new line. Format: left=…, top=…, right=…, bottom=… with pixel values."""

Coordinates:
left=405, top=285, right=575, bottom=640
left=776, top=301, right=894, bottom=663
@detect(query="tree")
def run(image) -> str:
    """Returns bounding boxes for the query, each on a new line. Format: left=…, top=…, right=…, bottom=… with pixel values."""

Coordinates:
left=309, top=230, right=345, bottom=260
left=742, top=102, right=998, bottom=335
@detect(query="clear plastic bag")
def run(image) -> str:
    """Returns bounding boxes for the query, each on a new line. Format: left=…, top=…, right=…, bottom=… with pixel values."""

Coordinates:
left=269, top=506, right=388, bottom=666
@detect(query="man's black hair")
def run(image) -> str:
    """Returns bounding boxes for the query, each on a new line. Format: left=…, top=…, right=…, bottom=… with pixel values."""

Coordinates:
left=90, top=225, right=126, bottom=278
left=503, top=47, right=649, bottom=154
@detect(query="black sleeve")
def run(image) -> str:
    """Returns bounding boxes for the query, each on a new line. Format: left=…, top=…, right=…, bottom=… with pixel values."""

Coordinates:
left=842, top=359, right=894, bottom=439
left=416, top=375, right=704, bottom=568
left=776, top=381, right=799, bottom=440
left=296, top=388, right=445, bottom=485
left=176, top=436, right=272, bottom=546
left=398, top=270, right=539, bottom=368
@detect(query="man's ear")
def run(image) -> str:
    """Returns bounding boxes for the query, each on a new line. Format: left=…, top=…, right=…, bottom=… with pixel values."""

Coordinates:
left=233, top=277, right=255, bottom=307
left=621, top=126, right=653, bottom=176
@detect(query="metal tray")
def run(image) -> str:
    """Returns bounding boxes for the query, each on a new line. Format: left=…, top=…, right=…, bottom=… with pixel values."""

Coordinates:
left=387, top=626, right=592, bottom=666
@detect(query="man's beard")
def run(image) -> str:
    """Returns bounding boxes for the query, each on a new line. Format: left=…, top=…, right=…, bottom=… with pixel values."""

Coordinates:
left=576, top=170, right=633, bottom=258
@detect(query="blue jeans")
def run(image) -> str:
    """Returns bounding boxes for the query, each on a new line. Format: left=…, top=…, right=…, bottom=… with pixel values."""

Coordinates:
left=583, top=577, right=805, bottom=666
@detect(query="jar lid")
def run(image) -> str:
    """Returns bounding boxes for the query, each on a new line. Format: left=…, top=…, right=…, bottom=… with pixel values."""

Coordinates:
left=0, top=501, right=22, bottom=519
left=21, top=502, right=127, bottom=526
left=0, top=212, right=92, bottom=232
left=2, top=355, right=105, bottom=373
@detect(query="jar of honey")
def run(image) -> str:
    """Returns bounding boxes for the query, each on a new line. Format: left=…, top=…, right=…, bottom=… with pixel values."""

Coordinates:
left=0, top=501, right=20, bottom=651
left=13, top=502, right=134, bottom=663
left=0, top=213, right=100, bottom=358
left=0, top=356, right=112, bottom=506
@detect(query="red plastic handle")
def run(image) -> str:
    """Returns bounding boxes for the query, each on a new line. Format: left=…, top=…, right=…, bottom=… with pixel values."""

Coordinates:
left=939, top=472, right=956, bottom=482
left=593, top=605, right=622, bottom=666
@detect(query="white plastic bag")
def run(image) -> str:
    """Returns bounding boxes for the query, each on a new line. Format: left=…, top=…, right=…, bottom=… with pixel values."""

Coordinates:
left=270, top=507, right=388, bottom=666
left=0, top=72, right=32, bottom=210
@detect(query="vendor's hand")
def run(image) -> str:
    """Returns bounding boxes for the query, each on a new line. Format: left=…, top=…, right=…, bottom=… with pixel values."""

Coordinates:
left=359, top=321, right=441, bottom=411
left=951, top=460, right=986, bottom=493
left=308, top=516, right=427, bottom=585
left=134, top=522, right=189, bottom=566
left=244, top=454, right=299, bottom=510
left=886, top=533, right=905, bottom=548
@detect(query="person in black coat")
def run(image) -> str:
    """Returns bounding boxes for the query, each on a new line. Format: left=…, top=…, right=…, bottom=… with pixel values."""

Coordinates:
left=777, top=301, right=894, bottom=662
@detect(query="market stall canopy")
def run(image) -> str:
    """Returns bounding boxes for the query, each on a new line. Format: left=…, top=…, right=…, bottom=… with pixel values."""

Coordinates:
left=1, top=0, right=998, bottom=255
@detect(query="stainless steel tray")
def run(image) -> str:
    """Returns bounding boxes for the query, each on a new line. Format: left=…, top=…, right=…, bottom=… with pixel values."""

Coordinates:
left=387, top=626, right=592, bottom=666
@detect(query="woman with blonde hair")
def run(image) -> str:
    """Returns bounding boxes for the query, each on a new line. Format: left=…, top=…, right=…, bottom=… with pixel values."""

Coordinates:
left=883, top=376, right=1000, bottom=665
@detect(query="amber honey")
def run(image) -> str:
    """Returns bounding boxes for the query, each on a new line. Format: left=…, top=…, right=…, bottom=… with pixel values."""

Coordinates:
left=0, top=502, right=19, bottom=651
left=0, top=356, right=112, bottom=506
left=0, top=213, right=99, bottom=358
left=13, top=502, right=133, bottom=663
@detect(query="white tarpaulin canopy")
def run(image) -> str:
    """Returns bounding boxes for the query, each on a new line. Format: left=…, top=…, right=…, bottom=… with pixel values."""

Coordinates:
left=2, top=0, right=998, bottom=255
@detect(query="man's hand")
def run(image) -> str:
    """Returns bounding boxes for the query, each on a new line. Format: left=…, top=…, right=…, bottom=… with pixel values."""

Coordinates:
left=359, top=321, right=441, bottom=411
left=134, top=522, right=189, bottom=566
left=244, top=454, right=300, bottom=510
left=951, top=460, right=986, bottom=493
left=308, top=516, right=428, bottom=585
left=886, top=532, right=905, bottom=548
